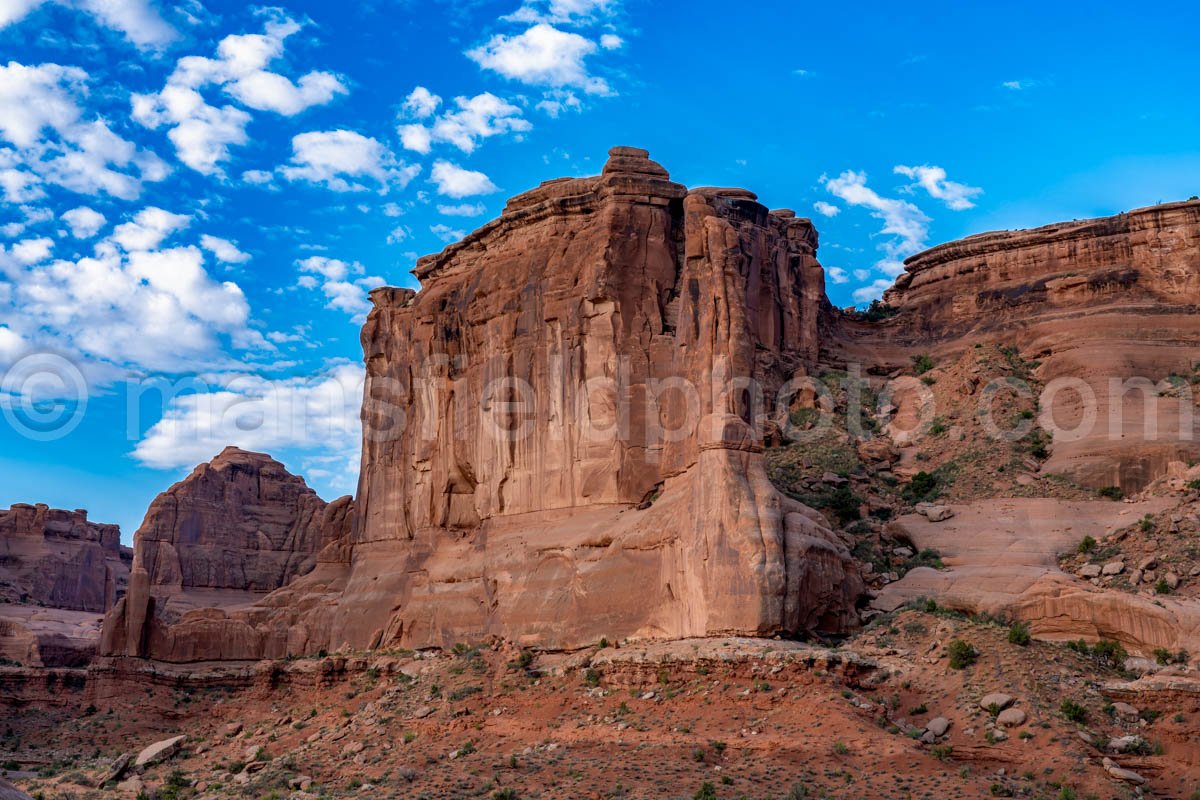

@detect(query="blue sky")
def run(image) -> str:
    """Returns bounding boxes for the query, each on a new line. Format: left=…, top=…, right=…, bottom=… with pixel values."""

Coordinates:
left=1, top=0, right=1197, bottom=539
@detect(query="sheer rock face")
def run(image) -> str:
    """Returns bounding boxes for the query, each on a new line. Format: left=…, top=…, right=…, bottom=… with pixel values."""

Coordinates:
left=858, top=200, right=1200, bottom=491
left=0, top=504, right=128, bottom=612
left=134, top=446, right=342, bottom=593
left=99, top=449, right=354, bottom=662
left=100, top=147, right=863, bottom=661
left=0, top=504, right=129, bottom=665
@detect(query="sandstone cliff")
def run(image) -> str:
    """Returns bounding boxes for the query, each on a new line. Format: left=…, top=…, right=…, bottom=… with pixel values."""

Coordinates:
left=0, top=504, right=130, bottom=666
left=101, top=147, right=864, bottom=661
left=100, top=448, right=354, bottom=661
left=840, top=200, right=1200, bottom=491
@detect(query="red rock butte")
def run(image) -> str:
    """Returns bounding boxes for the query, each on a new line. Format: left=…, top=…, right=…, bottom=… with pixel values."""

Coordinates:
left=93, top=146, right=1200, bottom=664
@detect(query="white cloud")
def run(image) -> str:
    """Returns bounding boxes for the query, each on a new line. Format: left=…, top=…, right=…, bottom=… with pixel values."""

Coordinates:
left=504, top=0, right=615, bottom=25
left=429, top=160, right=498, bottom=198
left=398, top=123, right=432, bottom=155
left=296, top=256, right=381, bottom=321
left=132, top=363, right=364, bottom=473
left=0, top=209, right=266, bottom=380
left=826, top=266, right=849, bottom=284
left=467, top=23, right=612, bottom=95
left=132, top=14, right=346, bottom=176
left=241, top=168, right=273, bottom=185
left=599, top=34, right=622, bottom=49
left=813, top=200, right=840, bottom=217
left=536, top=89, right=582, bottom=117
left=852, top=278, right=894, bottom=303
left=430, top=223, right=465, bottom=243
left=894, top=164, right=982, bottom=210
left=0, top=0, right=177, bottom=49
left=400, top=92, right=531, bottom=155
left=822, top=169, right=930, bottom=278
left=402, top=86, right=441, bottom=119
left=281, top=130, right=419, bottom=193
left=110, top=206, right=190, bottom=251
left=200, top=234, right=251, bottom=264
left=437, top=202, right=486, bottom=217
left=386, top=225, right=410, bottom=244
left=0, top=62, right=168, bottom=200
left=60, top=206, right=105, bottom=238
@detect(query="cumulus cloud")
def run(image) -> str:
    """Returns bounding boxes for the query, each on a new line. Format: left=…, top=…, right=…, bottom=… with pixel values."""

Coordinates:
left=0, top=62, right=168, bottom=200
left=60, top=206, right=105, bottom=238
left=826, top=266, right=849, bottom=284
left=812, top=200, right=840, bottom=217
left=822, top=169, right=930, bottom=279
left=894, top=164, right=982, bottom=210
left=296, top=256, right=383, bottom=322
left=132, top=362, right=364, bottom=474
left=403, top=86, right=441, bottom=119
left=132, top=14, right=346, bottom=176
left=436, top=202, right=486, bottom=217
left=399, top=91, right=531, bottom=155
left=110, top=206, right=190, bottom=251
left=504, top=0, right=616, bottom=25
left=467, top=23, right=612, bottom=95
left=429, top=160, right=498, bottom=198
left=430, top=223, right=465, bottom=243
left=0, top=208, right=266, bottom=381
left=0, top=0, right=177, bottom=49
left=852, top=278, right=894, bottom=303
left=281, top=130, right=419, bottom=193
left=200, top=234, right=251, bottom=264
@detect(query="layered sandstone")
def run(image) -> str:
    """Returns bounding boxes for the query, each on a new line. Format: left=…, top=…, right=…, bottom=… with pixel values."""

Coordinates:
left=0, top=504, right=130, bottom=666
left=100, top=448, right=354, bottom=661
left=850, top=200, right=1200, bottom=491
left=101, top=147, right=863, bottom=661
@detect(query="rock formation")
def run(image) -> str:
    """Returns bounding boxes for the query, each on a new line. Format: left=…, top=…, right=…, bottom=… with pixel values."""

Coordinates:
left=97, top=149, right=1200, bottom=665
left=134, top=446, right=346, bottom=594
left=100, top=448, right=354, bottom=661
left=101, top=147, right=864, bottom=661
left=848, top=201, right=1200, bottom=491
left=0, top=504, right=130, bottom=666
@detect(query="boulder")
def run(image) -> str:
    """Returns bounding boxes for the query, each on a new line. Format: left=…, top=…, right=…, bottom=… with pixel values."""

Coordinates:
left=134, top=735, right=186, bottom=769
left=1111, top=702, right=1139, bottom=721
left=0, top=777, right=33, bottom=800
left=979, top=693, right=1014, bottom=712
left=96, top=752, right=132, bottom=787
left=1101, top=561, right=1125, bottom=576
left=995, top=708, right=1026, bottom=727
left=1102, top=757, right=1146, bottom=785
left=1077, top=564, right=1102, bottom=579
left=925, top=717, right=951, bottom=737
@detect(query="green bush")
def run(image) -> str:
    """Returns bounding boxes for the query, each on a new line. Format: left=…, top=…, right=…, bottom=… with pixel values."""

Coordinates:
left=912, top=354, right=935, bottom=375
left=903, top=471, right=939, bottom=503
left=1155, top=578, right=1172, bottom=595
left=1060, top=699, right=1087, bottom=723
left=1007, top=621, right=1031, bottom=647
left=1097, top=486, right=1123, bottom=500
left=1076, top=535, right=1096, bottom=554
left=947, top=639, right=978, bottom=669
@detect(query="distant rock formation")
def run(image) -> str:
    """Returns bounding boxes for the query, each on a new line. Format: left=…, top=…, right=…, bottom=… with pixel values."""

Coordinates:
left=866, top=200, right=1200, bottom=491
left=135, top=446, right=345, bottom=593
left=100, top=448, right=354, bottom=661
left=0, top=504, right=130, bottom=666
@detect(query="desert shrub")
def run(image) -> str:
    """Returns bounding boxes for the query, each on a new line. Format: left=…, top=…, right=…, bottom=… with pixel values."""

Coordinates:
left=1060, top=699, right=1087, bottom=723
left=827, top=484, right=862, bottom=525
left=912, top=354, right=935, bottom=375
left=1097, top=486, right=1123, bottom=500
left=1076, top=535, right=1096, bottom=554
left=903, top=471, right=939, bottom=503
left=1155, top=578, right=1172, bottom=595
left=1007, top=621, right=1031, bottom=646
left=947, top=639, right=978, bottom=669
